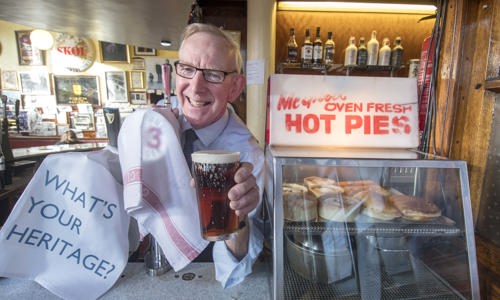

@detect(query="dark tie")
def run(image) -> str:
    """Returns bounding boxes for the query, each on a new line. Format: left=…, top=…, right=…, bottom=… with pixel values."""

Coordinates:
left=183, top=129, right=198, bottom=170
left=183, top=129, right=214, bottom=262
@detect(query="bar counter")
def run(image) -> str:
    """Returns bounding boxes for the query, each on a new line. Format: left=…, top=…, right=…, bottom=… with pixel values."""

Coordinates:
left=0, top=259, right=273, bottom=299
left=11, top=142, right=109, bottom=161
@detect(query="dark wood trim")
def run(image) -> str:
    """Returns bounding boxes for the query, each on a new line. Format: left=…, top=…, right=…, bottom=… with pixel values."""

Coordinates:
left=485, top=79, right=500, bottom=93
left=475, top=234, right=500, bottom=299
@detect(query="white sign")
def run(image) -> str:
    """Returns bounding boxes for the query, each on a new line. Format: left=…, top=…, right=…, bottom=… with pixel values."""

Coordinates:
left=52, top=33, right=96, bottom=72
left=267, top=74, right=419, bottom=148
left=246, top=59, right=265, bottom=85
left=0, top=150, right=130, bottom=300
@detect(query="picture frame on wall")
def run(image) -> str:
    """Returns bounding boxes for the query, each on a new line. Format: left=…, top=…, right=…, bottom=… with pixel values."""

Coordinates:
left=131, top=57, right=146, bottom=70
left=129, top=71, right=145, bottom=90
left=15, top=30, right=45, bottom=66
left=19, top=71, right=51, bottom=95
left=130, top=92, right=147, bottom=105
left=133, top=46, right=157, bottom=56
left=53, top=75, right=100, bottom=105
left=105, top=71, right=128, bottom=103
left=1, top=70, right=19, bottom=90
left=99, top=41, right=130, bottom=63
left=145, top=57, right=173, bottom=91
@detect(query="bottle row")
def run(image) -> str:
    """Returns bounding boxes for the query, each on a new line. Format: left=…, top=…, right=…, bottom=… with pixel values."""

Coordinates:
left=286, top=28, right=404, bottom=69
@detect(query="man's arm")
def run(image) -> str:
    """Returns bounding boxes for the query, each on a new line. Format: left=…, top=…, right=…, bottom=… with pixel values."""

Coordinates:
left=224, top=216, right=249, bottom=260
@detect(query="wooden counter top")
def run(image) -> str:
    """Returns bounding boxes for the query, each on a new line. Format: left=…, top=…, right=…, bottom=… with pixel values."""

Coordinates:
left=9, top=134, right=108, bottom=149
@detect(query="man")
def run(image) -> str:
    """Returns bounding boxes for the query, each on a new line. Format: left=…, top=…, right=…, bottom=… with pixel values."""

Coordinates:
left=174, top=23, right=265, bottom=288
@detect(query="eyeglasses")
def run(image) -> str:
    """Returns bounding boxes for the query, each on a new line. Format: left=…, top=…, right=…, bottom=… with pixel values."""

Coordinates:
left=174, top=61, right=237, bottom=83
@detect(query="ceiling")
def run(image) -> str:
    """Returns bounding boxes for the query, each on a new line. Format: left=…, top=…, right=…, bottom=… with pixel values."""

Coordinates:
left=0, top=0, right=194, bottom=50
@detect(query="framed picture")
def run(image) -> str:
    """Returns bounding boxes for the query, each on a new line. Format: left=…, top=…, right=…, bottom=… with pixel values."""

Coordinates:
left=105, top=71, right=128, bottom=103
left=145, top=57, right=172, bottom=90
left=53, top=75, right=100, bottom=105
left=129, top=71, right=145, bottom=90
left=133, top=46, right=157, bottom=56
left=1, top=70, right=19, bottom=90
left=131, top=57, right=146, bottom=70
left=130, top=92, right=147, bottom=105
left=99, top=41, right=129, bottom=63
left=15, top=30, right=45, bottom=66
left=19, top=71, right=51, bottom=95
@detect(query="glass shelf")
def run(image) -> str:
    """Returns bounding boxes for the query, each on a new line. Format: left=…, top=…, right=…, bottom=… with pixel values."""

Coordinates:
left=277, top=62, right=407, bottom=77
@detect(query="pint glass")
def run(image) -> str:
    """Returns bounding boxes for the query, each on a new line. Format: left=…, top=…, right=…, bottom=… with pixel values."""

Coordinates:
left=191, top=150, right=240, bottom=241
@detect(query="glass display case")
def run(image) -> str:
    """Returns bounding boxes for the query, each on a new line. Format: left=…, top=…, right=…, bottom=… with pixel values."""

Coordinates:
left=264, top=145, right=479, bottom=299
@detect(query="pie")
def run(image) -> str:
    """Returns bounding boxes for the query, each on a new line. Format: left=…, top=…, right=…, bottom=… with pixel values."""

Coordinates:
left=282, top=183, right=317, bottom=221
left=388, top=194, right=441, bottom=221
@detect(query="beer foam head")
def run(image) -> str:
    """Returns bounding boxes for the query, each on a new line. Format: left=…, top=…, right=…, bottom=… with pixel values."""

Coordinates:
left=191, top=150, right=240, bottom=164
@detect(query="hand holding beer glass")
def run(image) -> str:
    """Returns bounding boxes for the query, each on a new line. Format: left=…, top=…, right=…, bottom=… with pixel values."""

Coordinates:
left=192, top=150, right=241, bottom=241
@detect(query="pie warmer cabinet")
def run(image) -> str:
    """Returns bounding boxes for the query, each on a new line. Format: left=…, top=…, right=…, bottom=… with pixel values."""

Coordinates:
left=264, top=145, right=480, bottom=299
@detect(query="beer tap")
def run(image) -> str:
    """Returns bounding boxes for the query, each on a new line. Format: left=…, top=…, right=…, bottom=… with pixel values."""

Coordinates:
left=0, top=95, right=13, bottom=185
left=144, top=234, right=171, bottom=276
left=161, top=60, right=172, bottom=110
left=15, top=99, right=20, bottom=134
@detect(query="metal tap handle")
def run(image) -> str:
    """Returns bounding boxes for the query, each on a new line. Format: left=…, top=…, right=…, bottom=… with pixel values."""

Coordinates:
left=144, top=235, right=171, bottom=276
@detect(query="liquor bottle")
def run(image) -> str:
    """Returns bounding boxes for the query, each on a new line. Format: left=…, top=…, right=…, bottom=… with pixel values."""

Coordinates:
left=286, top=28, right=299, bottom=63
left=356, top=37, right=367, bottom=67
left=378, top=37, right=391, bottom=66
left=301, top=28, right=313, bottom=67
left=323, top=31, right=335, bottom=65
left=367, top=30, right=379, bottom=66
left=390, top=37, right=404, bottom=67
left=344, top=36, right=357, bottom=66
left=312, top=27, right=323, bottom=65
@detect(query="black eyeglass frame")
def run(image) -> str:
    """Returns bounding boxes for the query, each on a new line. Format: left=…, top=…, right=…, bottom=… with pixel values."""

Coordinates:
left=174, top=61, right=238, bottom=83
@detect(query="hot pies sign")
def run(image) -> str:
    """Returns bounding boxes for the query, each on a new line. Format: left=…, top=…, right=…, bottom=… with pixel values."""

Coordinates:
left=266, top=74, right=419, bottom=148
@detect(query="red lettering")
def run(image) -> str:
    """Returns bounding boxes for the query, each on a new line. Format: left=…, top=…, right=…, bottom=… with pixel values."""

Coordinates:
left=391, top=116, right=411, bottom=134
left=373, top=116, right=389, bottom=134
left=277, top=96, right=300, bottom=111
left=303, top=114, right=319, bottom=133
left=364, top=115, right=371, bottom=134
left=367, top=102, right=375, bottom=111
left=57, top=46, right=86, bottom=57
left=285, top=113, right=337, bottom=134
left=346, top=115, right=389, bottom=134
left=301, top=98, right=313, bottom=108
left=285, top=113, right=302, bottom=133
left=320, top=114, right=336, bottom=133
left=345, top=115, right=363, bottom=134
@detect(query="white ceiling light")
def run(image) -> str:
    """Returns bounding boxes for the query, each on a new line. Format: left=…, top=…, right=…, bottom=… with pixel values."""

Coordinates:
left=277, top=2, right=437, bottom=14
left=160, top=40, right=172, bottom=47
left=29, top=29, right=54, bottom=50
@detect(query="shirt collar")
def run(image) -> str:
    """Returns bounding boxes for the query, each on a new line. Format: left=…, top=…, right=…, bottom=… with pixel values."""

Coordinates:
left=181, top=108, right=229, bottom=147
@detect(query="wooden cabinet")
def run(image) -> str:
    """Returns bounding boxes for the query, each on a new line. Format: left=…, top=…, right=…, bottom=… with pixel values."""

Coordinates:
left=275, top=7, right=435, bottom=74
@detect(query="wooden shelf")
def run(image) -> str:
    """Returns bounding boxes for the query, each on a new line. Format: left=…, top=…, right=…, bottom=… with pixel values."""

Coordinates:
left=485, top=79, right=500, bottom=93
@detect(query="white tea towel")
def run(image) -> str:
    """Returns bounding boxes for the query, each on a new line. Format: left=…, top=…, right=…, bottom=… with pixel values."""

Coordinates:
left=0, top=148, right=129, bottom=300
left=118, top=108, right=208, bottom=271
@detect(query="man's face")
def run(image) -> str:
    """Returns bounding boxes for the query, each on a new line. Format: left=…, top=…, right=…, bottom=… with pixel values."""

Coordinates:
left=176, top=32, right=244, bottom=129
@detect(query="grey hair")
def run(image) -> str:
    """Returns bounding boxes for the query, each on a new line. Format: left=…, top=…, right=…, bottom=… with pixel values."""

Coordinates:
left=179, top=23, right=243, bottom=73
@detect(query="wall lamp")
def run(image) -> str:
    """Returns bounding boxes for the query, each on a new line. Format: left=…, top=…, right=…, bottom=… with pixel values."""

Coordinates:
left=29, top=29, right=54, bottom=50
left=277, top=2, right=437, bottom=14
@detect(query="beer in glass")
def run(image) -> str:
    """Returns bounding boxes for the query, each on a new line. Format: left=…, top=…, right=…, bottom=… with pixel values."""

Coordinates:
left=191, top=150, right=240, bottom=241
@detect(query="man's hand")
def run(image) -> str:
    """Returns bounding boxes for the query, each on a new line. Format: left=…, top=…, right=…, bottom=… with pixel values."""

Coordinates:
left=224, top=162, right=259, bottom=260
left=228, top=162, right=259, bottom=217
